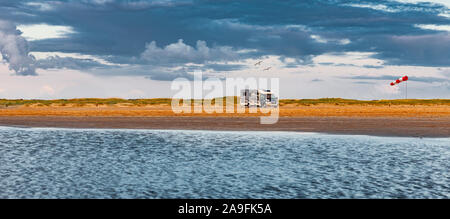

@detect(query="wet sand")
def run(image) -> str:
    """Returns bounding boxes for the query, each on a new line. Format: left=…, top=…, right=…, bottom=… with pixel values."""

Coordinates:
left=0, top=116, right=449, bottom=137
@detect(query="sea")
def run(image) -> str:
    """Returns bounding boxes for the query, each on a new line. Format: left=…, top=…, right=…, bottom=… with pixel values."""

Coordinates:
left=0, top=126, right=448, bottom=198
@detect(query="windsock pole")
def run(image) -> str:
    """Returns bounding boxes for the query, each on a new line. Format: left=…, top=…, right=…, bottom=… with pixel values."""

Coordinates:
left=405, top=80, right=407, bottom=99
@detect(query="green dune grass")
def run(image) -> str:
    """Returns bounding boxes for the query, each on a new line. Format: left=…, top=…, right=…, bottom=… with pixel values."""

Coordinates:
left=279, top=98, right=450, bottom=106
left=0, top=97, right=449, bottom=107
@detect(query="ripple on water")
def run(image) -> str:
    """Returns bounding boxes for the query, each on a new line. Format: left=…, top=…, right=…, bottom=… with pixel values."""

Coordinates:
left=0, top=127, right=449, bottom=198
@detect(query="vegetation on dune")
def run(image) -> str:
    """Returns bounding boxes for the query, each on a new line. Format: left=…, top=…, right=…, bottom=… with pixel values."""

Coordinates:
left=0, top=97, right=449, bottom=107
left=279, top=98, right=450, bottom=106
left=0, top=98, right=173, bottom=107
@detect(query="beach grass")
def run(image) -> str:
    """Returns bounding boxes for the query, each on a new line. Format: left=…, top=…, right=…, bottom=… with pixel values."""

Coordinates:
left=0, top=97, right=449, bottom=117
left=0, top=97, right=449, bottom=107
left=279, top=98, right=450, bottom=106
left=0, top=98, right=173, bottom=107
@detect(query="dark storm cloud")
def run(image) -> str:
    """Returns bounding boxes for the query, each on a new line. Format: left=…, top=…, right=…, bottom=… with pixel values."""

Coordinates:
left=0, top=0, right=449, bottom=80
left=368, top=34, right=450, bottom=67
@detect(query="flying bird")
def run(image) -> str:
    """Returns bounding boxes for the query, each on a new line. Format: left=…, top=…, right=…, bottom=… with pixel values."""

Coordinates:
left=263, top=67, right=272, bottom=71
left=254, top=60, right=262, bottom=66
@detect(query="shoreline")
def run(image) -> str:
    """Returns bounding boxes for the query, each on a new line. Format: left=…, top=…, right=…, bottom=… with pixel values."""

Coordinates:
left=0, top=116, right=448, bottom=138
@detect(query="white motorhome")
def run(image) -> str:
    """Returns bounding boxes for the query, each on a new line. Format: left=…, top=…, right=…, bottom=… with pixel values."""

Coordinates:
left=240, top=89, right=278, bottom=107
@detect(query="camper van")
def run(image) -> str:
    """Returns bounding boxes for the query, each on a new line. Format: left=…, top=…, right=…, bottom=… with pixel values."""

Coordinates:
left=240, top=89, right=278, bottom=108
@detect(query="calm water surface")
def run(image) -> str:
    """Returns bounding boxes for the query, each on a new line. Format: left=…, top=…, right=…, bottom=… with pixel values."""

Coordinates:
left=0, top=126, right=448, bottom=198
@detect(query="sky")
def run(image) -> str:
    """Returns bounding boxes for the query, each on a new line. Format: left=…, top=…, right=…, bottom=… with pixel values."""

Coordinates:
left=0, top=0, right=449, bottom=99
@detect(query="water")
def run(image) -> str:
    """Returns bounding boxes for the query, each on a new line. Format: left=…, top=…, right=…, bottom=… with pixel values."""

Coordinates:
left=0, top=126, right=448, bottom=199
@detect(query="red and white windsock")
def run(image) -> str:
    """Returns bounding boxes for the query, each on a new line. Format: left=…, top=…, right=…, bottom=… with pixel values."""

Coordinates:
left=390, top=75, right=408, bottom=86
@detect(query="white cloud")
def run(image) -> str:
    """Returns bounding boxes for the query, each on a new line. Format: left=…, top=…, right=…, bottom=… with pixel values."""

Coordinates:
left=310, top=35, right=328, bottom=43
left=349, top=1, right=450, bottom=13
left=313, top=52, right=384, bottom=67
left=88, top=0, right=114, bottom=4
left=17, top=24, right=75, bottom=41
left=439, top=12, right=450, bottom=18
left=31, top=52, right=125, bottom=66
left=415, top=24, right=450, bottom=32
left=338, top=39, right=351, bottom=45
left=311, top=35, right=351, bottom=45
left=140, top=39, right=239, bottom=64
left=24, top=2, right=55, bottom=11
left=346, top=3, right=400, bottom=13
left=393, top=0, right=450, bottom=8
left=0, top=20, right=36, bottom=75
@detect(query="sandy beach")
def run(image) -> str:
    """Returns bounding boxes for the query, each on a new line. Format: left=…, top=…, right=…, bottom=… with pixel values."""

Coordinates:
left=0, top=103, right=449, bottom=137
left=0, top=116, right=449, bottom=137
